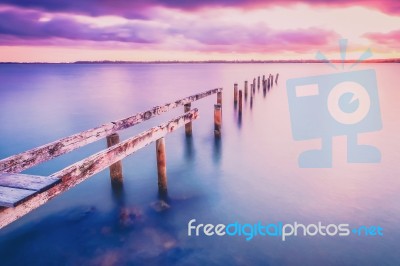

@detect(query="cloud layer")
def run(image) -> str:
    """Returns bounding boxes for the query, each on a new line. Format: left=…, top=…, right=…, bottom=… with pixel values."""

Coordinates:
left=0, top=5, right=338, bottom=54
left=1, top=0, right=400, bottom=16
left=0, top=0, right=399, bottom=61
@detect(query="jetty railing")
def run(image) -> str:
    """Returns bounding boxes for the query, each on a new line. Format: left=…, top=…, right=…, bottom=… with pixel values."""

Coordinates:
left=0, top=88, right=222, bottom=174
left=0, top=88, right=222, bottom=229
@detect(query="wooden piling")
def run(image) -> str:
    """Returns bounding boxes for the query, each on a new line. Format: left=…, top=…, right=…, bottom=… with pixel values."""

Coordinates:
left=269, top=74, right=272, bottom=88
left=239, top=90, right=243, bottom=113
left=234, top=83, right=238, bottom=103
left=244, top=81, right=248, bottom=98
left=156, top=137, right=168, bottom=192
left=257, top=76, right=260, bottom=90
left=184, top=103, right=192, bottom=136
left=271, top=75, right=274, bottom=88
left=263, top=80, right=267, bottom=97
left=214, top=104, right=222, bottom=137
left=106, top=133, right=123, bottom=184
left=275, top=73, right=279, bottom=85
left=252, top=79, right=256, bottom=93
left=217, top=91, right=222, bottom=105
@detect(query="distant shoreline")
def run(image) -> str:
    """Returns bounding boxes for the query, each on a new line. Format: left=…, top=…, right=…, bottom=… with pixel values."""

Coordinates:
left=0, top=59, right=399, bottom=64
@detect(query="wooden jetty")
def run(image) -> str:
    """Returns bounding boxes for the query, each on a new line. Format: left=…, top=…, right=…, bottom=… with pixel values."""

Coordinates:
left=0, top=88, right=222, bottom=229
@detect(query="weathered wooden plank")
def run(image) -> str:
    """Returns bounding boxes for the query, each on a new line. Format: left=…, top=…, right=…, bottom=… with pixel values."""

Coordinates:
left=0, top=89, right=221, bottom=174
left=0, top=186, right=36, bottom=207
left=0, top=109, right=199, bottom=228
left=0, top=174, right=60, bottom=192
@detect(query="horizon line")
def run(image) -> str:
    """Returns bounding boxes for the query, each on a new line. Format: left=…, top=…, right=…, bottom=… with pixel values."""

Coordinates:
left=1, top=58, right=399, bottom=64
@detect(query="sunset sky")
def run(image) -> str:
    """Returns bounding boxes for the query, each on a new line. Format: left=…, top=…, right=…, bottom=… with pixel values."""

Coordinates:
left=0, top=0, right=399, bottom=62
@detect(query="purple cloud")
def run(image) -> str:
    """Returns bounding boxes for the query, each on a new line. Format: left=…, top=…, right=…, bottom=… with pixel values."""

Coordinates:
left=364, top=30, right=400, bottom=47
left=0, top=6, right=338, bottom=54
left=0, top=0, right=399, bottom=16
left=0, top=9, right=165, bottom=45
left=171, top=21, right=338, bottom=53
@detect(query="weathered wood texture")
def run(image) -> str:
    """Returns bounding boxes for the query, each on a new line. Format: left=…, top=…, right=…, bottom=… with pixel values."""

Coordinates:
left=0, top=187, right=36, bottom=208
left=0, top=89, right=221, bottom=174
left=184, top=103, right=192, bottom=136
left=0, top=174, right=60, bottom=192
left=0, top=173, right=60, bottom=207
left=156, top=138, right=168, bottom=192
left=217, top=92, right=222, bottom=105
left=106, top=133, right=123, bottom=183
left=234, top=83, right=238, bottom=103
left=0, top=109, right=199, bottom=228
left=238, top=90, right=243, bottom=113
left=214, top=104, right=222, bottom=137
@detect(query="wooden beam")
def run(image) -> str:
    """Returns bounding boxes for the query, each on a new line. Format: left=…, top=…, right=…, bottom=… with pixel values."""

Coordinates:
left=0, top=187, right=37, bottom=208
left=0, top=173, right=60, bottom=192
left=0, top=109, right=199, bottom=229
left=0, top=89, right=221, bottom=174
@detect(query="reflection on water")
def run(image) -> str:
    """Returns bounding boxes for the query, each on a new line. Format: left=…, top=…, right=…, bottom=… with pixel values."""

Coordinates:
left=184, top=135, right=195, bottom=161
left=213, top=137, right=222, bottom=165
left=237, top=112, right=242, bottom=129
left=0, top=63, right=399, bottom=265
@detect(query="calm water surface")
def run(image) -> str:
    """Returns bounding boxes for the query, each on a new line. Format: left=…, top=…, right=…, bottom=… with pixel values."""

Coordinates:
left=0, top=63, right=399, bottom=265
